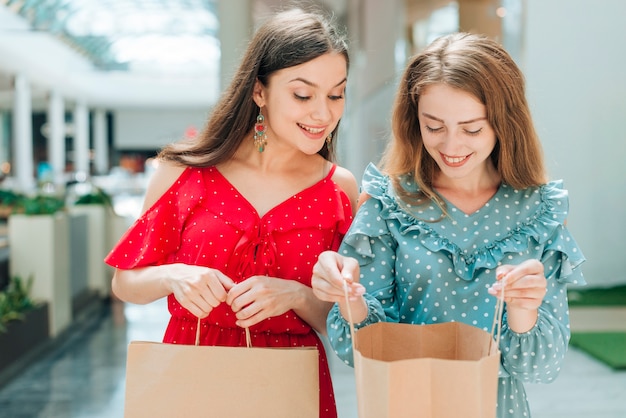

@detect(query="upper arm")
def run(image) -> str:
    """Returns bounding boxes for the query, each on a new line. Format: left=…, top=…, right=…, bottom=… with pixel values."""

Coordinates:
left=141, top=160, right=187, bottom=214
left=331, top=165, right=359, bottom=216
left=357, top=191, right=371, bottom=211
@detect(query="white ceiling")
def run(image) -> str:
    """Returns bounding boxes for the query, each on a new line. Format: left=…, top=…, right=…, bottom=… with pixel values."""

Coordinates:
left=0, top=0, right=348, bottom=112
left=0, top=4, right=219, bottom=111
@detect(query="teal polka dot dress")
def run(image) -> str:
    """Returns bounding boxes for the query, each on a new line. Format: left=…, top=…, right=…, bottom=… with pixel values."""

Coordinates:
left=327, top=164, right=586, bottom=418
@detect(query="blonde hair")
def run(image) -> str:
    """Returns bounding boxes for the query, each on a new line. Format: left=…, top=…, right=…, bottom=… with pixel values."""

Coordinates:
left=380, top=32, right=547, bottom=213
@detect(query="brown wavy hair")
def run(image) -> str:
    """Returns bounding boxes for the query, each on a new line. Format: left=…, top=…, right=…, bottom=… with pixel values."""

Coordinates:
left=158, top=8, right=349, bottom=166
left=380, top=32, right=547, bottom=213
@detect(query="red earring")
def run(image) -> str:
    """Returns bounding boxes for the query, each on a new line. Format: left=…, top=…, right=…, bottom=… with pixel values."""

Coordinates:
left=254, top=110, right=267, bottom=152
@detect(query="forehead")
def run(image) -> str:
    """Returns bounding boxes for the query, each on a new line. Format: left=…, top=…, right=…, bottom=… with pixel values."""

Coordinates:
left=269, top=53, right=347, bottom=87
left=419, top=84, right=485, bottom=117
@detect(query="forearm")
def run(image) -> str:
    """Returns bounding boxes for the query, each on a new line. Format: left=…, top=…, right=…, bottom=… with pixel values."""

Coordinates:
left=293, top=284, right=335, bottom=335
left=338, top=297, right=368, bottom=324
left=506, top=306, right=538, bottom=333
left=111, top=264, right=177, bottom=304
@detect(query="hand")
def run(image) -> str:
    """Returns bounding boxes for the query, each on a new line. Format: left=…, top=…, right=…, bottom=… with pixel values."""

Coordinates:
left=226, top=275, right=302, bottom=329
left=311, top=251, right=365, bottom=304
left=168, top=264, right=235, bottom=319
left=488, top=259, right=547, bottom=311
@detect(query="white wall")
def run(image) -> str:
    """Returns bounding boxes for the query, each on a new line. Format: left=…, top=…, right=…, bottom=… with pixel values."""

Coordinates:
left=523, top=0, right=626, bottom=287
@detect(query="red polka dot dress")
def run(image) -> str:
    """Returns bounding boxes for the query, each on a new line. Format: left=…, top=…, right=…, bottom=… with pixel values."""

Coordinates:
left=105, top=165, right=353, bottom=418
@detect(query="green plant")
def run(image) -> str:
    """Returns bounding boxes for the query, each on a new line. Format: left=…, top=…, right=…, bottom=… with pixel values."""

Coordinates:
left=20, top=195, right=65, bottom=215
left=0, top=189, right=25, bottom=217
left=0, top=275, right=38, bottom=333
left=0, top=189, right=24, bottom=206
left=74, top=187, right=114, bottom=207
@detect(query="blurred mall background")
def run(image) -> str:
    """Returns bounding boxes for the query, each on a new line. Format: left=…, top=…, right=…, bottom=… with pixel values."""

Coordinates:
left=0, top=0, right=624, bottom=417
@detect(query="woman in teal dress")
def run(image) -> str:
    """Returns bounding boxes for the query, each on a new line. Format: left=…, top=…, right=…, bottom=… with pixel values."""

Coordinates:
left=311, top=33, right=586, bottom=417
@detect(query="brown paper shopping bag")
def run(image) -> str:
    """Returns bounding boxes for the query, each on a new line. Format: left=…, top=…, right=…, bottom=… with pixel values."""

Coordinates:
left=123, top=323, right=319, bottom=418
left=343, top=282, right=502, bottom=418
left=353, top=321, right=500, bottom=418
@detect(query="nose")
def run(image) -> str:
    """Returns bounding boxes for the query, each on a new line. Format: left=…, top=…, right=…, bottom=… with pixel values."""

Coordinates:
left=311, top=98, right=332, bottom=122
left=441, top=130, right=465, bottom=153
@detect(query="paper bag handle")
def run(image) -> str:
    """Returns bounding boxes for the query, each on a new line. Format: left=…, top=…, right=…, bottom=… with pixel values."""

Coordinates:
left=488, top=284, right=505, bottom=354
left=195, top=317, right=252, bottom=347
left=342, top=279, right=505, bottom=356
left=342, top=281, right=358, bottom=353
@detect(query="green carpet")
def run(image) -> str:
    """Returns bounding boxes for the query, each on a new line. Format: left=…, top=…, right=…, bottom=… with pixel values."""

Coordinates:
left=568, top=284, right=626, bottom=306
left=567, top=284, right=626, bottom=370
left=570, top=332, right=626, bottom=369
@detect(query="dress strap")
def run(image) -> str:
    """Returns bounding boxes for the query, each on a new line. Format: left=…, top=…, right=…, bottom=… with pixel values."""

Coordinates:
left=325, top=163, right=337, bottom=179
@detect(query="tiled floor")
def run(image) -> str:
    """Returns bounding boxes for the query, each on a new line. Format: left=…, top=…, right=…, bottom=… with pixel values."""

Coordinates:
left=0, top=298, right=625, bottom=418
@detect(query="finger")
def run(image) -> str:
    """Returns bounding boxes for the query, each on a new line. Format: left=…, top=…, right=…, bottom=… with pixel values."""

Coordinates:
left=225, top=282, right=246, bottom=306
left=504, top=295, right=543, bottom=310
left=316, top=252, right=349, bottom=287
left=502, top=287, right=545, bottom=300
left=217, top=271, right=236, bottom=291
left=206, top=272, right=234, bottom=304
left=235, top=300, right=263, bottom=322
left=235, top=308, right=264, bottom=329
left=312, top=267, right=344, bottom=300
left=229, top=289, right=254, bottom=313
left=311, top=278, right=343, bottom=303
left=340, top=257, right=360, bottom=283
left=184, top=295, right=214, bottom=318
left=490, top=275, right=546, bottom=309
left=495, top=264, right=515, bottom=281
left=497, top=260, right=543, bottom=285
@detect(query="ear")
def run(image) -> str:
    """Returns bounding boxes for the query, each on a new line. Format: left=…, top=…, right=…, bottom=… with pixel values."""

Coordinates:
left=252, top=79, right=266, bottom=108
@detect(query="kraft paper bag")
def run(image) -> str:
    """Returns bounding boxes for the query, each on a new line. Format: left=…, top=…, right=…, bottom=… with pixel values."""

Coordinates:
left=124, top=337, right=319, bottom=418
left=353, top=321, right=500, bottom=418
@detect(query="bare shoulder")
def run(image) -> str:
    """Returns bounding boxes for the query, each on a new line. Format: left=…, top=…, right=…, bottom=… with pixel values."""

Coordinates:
left=141, top=160, right=188, bottom=214
left=331, top=165, right=359, bottom=215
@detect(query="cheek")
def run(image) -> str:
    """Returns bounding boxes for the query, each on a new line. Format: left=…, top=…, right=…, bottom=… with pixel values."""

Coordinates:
left=420, top=131, right=439, bottom=149
left=482, top=134, right=498, bottom=154
left=331, top=101, right=345, bottom=118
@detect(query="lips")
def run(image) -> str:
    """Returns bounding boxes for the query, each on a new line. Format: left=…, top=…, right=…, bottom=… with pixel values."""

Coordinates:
left=442, top=153, right=470, bottom=166
left=298, top=123, right=327, bottom=140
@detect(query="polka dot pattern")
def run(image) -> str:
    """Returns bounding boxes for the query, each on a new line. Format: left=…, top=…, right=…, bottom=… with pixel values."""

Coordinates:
left=327, top=164, right=586, bottom=418
left=105, top=165, right=354, bottom=418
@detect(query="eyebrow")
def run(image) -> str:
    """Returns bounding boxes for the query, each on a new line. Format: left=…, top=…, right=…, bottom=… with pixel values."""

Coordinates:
left=421, top=112, right=487, bottom=125
left=289, top=77, right=348, bottom=88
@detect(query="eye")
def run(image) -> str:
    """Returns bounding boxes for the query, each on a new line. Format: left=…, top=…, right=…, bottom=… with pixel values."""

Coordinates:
left=424, top=125, right=443, bottom=133
left=465, top=127, right=483, bottom=136
left=294, top=93, right=310, bottom=101
left=329, top=94, right=344, bottom=101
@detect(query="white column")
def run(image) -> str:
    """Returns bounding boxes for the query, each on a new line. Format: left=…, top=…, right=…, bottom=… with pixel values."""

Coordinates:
left=343, top=0, right=407, bottom=179
left=217, top=0, right=252, bottom=91
left=0, top=111, right=6, bottom=169
left=73, top=101, right=89, bottom=178
left=48, top=90, right=66, bottom=186
left=12, top=73, right=35, bottom=192
left=92, top=109, right=108, bottom=175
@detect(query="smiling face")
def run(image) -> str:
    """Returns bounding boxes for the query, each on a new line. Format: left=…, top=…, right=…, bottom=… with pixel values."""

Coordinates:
left=418, top=83, right=497, bottom=183
left=253, top=52, right=347, bottom=155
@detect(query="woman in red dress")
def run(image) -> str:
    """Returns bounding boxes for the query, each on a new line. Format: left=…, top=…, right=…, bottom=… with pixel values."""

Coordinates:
left=105, top=8, right=358, bottom=418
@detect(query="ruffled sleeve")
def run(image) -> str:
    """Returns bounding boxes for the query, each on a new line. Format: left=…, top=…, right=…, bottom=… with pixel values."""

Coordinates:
left=497, top=181, right=586, bottom=383
left=104, top=167, right=205, bottom=269
left=536, top=180, right=585, bottom=284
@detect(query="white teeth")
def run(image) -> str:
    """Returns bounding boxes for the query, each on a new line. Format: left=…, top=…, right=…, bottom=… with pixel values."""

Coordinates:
left=299, top=124, right=324, bottom=134
left=444, top=155, right=467, bottom=164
